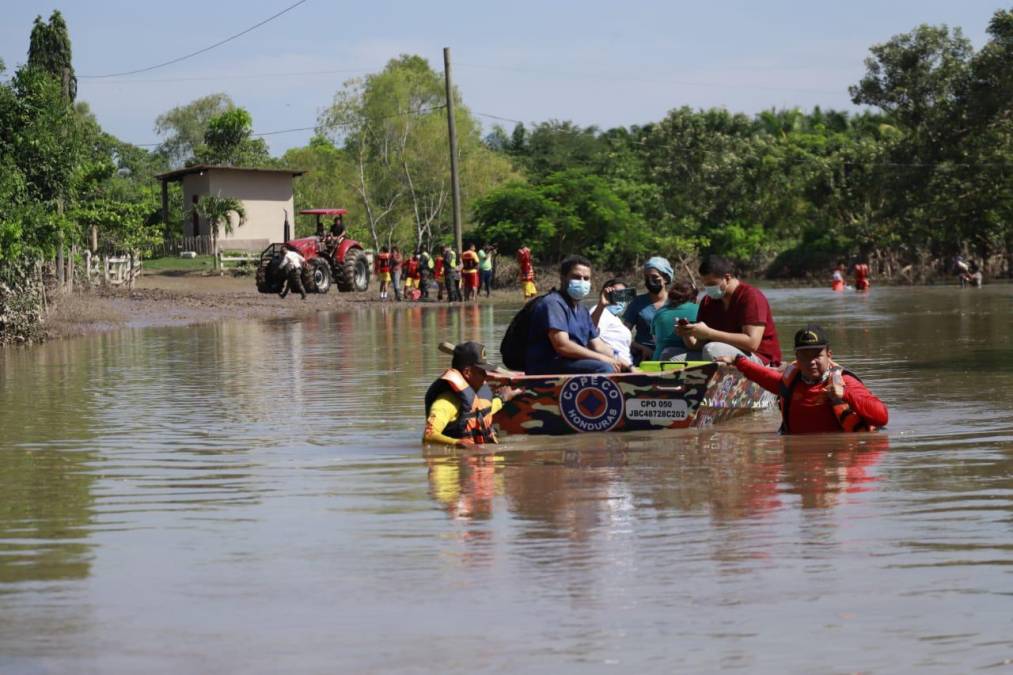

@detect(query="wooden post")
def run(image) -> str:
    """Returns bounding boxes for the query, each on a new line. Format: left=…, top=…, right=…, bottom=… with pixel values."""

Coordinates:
left=103, top=255, right=110, bottom=285
left=85, top=250, right=92, bottom=286
left=90, top=224, right=98, bottom=253
left=128, top=252, right=137, bottom=290
left=67, top=245, right=75, bottom=292
left=443, top=47, right=463, bottom=256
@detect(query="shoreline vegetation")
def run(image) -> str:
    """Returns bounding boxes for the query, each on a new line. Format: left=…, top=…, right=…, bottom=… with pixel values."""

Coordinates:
left=2, top=9, right=1011, bottom=345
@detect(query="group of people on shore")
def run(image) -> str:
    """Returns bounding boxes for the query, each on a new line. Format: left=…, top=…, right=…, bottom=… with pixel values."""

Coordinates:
left=374, top=243, right=497, bottom=303
left=425, top=252, right=890, bottom=445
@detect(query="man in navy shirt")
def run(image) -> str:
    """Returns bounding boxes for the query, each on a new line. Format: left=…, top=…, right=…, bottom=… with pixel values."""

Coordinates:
left=525, top=255, right=627, bottom=375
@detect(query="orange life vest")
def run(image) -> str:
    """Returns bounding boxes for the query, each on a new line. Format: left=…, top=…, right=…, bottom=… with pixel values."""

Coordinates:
left=462, top=250, right=479, bottom=272
left=423, top=369, right=498, bottom=444
left=434, top=256, right=445, bottom=278
left=405, top=257, right=420, bottom=277
left=516, top=247, right=534, bottom=281
left=779, top=363, right=876, bottom=434
left=375, top=252, right=391, bottom=274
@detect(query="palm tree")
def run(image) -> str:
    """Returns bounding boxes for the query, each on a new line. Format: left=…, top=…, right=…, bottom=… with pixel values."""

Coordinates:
left=190, top=194, right=246, bottom=255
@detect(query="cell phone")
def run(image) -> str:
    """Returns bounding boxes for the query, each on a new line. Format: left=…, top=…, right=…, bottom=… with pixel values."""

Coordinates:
left=607, top=287, right=636, bottom=304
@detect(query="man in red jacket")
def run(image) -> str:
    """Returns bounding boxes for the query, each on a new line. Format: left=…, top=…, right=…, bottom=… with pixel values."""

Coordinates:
left=717, top=324, right=889, bottom=434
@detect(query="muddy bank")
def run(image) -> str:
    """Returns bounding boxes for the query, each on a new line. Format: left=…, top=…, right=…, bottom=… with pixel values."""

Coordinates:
left=40, top=272, right=521, bottom=341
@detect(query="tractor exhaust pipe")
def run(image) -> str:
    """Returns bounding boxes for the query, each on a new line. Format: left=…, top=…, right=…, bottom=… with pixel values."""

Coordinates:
left=283, top=209, right=290, bottom=243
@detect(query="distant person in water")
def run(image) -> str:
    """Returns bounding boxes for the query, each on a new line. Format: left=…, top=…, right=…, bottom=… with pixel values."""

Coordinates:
left=853, top=262, right=871, bottom=291
left=716, top=324, right=888, bottom=434
left=831, top=262, right=846, bottom=292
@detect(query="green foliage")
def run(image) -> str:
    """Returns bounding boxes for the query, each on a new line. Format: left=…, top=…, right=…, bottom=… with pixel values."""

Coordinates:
left=27, top=11, right=76, bottom=102
left=191, top=195, right=247, bottom=250
left=154, top=93, right=234, bottom=167
left=194, top=107, right=270, bottom=167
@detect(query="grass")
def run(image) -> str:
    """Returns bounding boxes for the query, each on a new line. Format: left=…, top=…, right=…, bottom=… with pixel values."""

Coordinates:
left=142, top=255, right=216, bottom=273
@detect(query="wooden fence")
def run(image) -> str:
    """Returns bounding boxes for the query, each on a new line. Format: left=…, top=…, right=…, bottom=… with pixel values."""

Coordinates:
left=152, top=235, right=216, bottom=257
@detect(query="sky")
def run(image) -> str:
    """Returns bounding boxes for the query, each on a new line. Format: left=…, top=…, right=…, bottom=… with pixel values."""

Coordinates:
left=1, top=0, right=1004, bottom=155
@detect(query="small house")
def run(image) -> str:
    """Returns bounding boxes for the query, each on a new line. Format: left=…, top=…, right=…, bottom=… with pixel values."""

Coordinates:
left=156, top=165, right=305, bottom=251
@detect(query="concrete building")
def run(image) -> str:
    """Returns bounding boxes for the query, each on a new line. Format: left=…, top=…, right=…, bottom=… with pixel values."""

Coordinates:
left=156, top=165, right=305, bottom=251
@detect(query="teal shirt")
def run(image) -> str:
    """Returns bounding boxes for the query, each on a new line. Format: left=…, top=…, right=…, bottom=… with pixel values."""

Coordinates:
left=651, top=302, right=699, bottom=360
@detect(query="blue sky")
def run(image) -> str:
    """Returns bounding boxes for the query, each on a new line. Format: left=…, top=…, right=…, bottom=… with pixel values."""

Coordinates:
left=1, top=1, right=1003, bottom=154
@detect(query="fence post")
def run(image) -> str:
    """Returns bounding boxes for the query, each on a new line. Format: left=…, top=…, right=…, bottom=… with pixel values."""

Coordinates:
left=67, top=245, right=75, bottom=292
left=128, top=252, right=137, bottom=290
left=84, top=249, right=92, bottom=286
left=103, top=255, right=110, bottom=285
left=56, top=244, right=65, bottom=288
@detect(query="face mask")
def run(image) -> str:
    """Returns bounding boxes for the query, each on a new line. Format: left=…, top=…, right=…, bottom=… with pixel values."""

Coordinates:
left=607, top=302, right=626, bottom=316
left=567, top=279, right=591, bottom=300
left=703, top=284, right=724, bottom=299
left=645, top=278, right=664, bottom=294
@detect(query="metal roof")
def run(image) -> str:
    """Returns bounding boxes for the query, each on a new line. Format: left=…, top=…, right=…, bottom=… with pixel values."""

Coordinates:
left=155, top=164, right=306, bottom=182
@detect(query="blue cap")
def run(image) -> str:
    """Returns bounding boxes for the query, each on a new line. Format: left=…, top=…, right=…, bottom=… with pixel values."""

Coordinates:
left=644, top=256, right=673, bottom=282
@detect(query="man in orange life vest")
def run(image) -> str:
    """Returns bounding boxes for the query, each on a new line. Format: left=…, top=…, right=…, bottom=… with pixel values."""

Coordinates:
left=716, top=324, right=889, bottom=434
left=423, top=342, right=522, bottom=446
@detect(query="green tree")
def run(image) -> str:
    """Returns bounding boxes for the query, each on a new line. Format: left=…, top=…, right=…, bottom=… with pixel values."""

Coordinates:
left=194, top=107, right=270, bottom=166
left=154, top=93, right=234, bottom=167
left=27, top=10, right=76, bottom=102
left=191, top=194, right=247, bottom=254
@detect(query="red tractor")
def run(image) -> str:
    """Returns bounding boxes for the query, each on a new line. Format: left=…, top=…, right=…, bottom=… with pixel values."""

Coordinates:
left=256, top=209, right=370, bottom=294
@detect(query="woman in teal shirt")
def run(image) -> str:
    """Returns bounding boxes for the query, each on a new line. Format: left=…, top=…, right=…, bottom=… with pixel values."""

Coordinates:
left=651, top=281, right=699, bottom=360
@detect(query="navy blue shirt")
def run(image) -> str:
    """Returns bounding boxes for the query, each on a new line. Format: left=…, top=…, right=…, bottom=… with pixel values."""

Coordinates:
left=525, top=290, right=600, bottom=372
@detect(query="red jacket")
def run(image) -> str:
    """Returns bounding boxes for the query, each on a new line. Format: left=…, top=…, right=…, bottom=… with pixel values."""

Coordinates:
left=735, top=357, right=889, bottom=434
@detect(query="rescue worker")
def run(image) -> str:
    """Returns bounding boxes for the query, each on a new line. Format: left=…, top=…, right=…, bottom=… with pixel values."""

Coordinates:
left=418, top=248, right=433, bottom=299
left=716, top=324, right=889, bottom=434
left=443, top=245, right=462, bottom=302
left=277, top=245, right=307, bottom=300
left=433, top=250, right=445, bottom=301
left=403, top=252, right=420, bottom=300
left=375, top=246, right=392, bottom=300
left=831, top=262, right=846, bottom=292
left=391, top=246, right=403, bottom=301
left=517, top=246, right=537, bottom=299
left=423, top=341, right=521, bottom=446
left=853, top=262, right=871, bottom=292
left=461, top=242, right=480, bottom=302
left=478, top=244, right=495, bottom=298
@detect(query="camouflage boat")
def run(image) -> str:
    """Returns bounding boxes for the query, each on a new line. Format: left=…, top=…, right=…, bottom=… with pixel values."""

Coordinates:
left=492, top=362, right=776, bottom=436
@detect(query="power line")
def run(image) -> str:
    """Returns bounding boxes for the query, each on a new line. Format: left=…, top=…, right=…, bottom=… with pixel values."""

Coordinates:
left=79, top=0, right=310, bottom=79
left=78, top=67, right=372, bottom=85
left=473, top=111, right=524, bottom=124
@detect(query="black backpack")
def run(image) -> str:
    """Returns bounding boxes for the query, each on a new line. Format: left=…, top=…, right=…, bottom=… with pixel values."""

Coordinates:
left=500, top=291, right=551, bottom=371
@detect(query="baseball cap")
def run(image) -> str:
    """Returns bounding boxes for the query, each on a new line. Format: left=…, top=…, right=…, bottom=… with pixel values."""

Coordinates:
left=451, top=341, right=498, bottom=372
left=793, top=324, right=830, bottom=351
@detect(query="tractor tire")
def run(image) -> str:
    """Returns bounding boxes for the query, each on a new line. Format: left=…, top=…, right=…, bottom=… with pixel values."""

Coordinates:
left=307, top=258, right=331, bottom=294
left=256, top=258, right=283, bottom=294
left=335, top=248, right=370, bottom=292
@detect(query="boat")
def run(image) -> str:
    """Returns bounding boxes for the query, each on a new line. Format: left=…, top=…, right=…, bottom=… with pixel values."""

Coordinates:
left=491, top=361, right=777, bottom=436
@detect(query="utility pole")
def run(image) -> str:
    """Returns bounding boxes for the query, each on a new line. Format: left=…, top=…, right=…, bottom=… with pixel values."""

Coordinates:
left=443, top=47, right=463, bottom=255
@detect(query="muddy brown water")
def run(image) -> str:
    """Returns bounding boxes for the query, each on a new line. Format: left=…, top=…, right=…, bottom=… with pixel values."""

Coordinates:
left=1, top=286, right=1011, bottom=673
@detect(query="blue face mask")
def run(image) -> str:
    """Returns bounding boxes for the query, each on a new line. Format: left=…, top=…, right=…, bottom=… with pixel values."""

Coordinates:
left=566, top=279, right=591, bottom=300
left=703, top=284, right=724, bottom=299
left=607, top=302, right=626, bottom=316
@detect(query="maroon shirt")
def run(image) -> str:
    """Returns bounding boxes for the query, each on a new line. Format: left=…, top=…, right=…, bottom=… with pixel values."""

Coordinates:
left=697, top=281, right=781, bottom=364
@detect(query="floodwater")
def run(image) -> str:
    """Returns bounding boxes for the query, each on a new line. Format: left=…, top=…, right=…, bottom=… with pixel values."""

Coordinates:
left=1, top=285, right=1011, bottom=673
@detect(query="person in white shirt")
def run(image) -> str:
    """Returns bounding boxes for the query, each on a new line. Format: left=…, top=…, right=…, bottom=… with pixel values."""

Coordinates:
left=590, top=278, right=633, bottom=367
left=278, top=245, right=307, bottom=299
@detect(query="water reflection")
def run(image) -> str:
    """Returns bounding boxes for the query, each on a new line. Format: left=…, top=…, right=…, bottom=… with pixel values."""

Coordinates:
left=424, top=432, right=890, bottom=532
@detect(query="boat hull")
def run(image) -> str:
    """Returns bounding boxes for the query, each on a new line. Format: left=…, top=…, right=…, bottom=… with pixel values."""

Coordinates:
left=492, top=363, right=776, bottom=436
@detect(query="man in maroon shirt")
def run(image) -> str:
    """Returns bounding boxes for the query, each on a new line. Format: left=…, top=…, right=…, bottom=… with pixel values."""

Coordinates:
left=716, top=324, right=889, bottom=434
left=675, top=255, right=781, bottom=365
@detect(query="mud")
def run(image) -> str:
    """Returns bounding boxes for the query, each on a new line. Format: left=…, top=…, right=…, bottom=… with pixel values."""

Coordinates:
left=41, top=272, right=524, bottom=341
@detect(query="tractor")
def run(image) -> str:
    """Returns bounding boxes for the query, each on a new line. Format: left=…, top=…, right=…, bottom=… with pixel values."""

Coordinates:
left=256, top=209, right=371, bottom=294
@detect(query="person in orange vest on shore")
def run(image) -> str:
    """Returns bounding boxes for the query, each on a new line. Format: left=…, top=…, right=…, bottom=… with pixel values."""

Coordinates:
left=517, top=246, right=537, bottom=299
left=853, top=262, right=871, bottom=291
left=715, top=324, right=888, bottom=434
left=423, top=342, right=522, bottom=447
left=461, top=242, right=480, bottom=302
left=831, top=261, right=846, bottom=292
left=433, top=250, right=445, bottom=301
left=403, top=252, right=420, bottom=300
left=375, top=246, right=392, bottom=300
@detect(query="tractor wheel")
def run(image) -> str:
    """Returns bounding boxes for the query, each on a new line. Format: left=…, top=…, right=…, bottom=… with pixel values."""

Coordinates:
left=256, top=259, right=282, bottom=294
left=308, top=258, right=331, bottom=294
left=336, top=248, right=370, bottom=292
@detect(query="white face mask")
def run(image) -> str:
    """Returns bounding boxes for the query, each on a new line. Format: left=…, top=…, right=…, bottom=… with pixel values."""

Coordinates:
left=703, top=284, right=724, bottom=299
